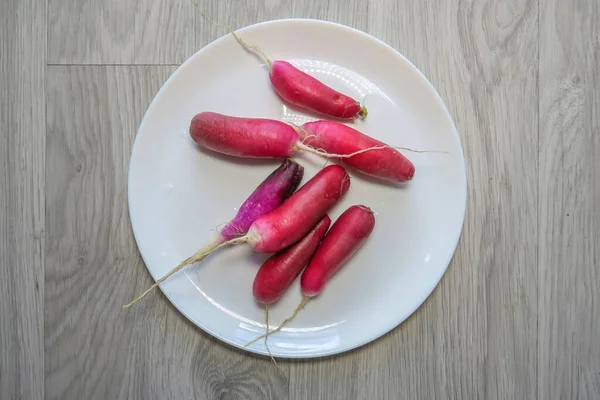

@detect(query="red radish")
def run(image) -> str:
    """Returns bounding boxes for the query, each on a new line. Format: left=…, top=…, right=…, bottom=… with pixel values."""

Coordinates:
left=190, top=112, right=417, bottom=182
left=246, top=205, right=375, bottom=345
left=125, top=165, right=350, bottom=307
left=301, top=205, right=376, bottom=296
left=253, top=216, right=331, bottom=305
left=269, top=61, right=367, bottom=120
left=194, top=10, right=366, bottom=120
left=246, top=165, right=349, bottom=253
left=252, top=215, right=330, bottom=360
left=190, top=112, right=298, bottom=158
left=300, top=121, right=415, bottom=182
left=123, top=159, right=304, bottom=307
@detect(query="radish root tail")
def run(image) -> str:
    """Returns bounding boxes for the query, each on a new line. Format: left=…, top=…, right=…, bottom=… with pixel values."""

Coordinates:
left=264, top=305, right=283, bottom=370
left=296, top=143, right=449, bottom=158
left=339, top=172, right=351, bottom=194
left=192, top=2, right=273, bottom=68
left=122, top=237, right=248, bottom=308
left=245, top=296, right=311, bottom=347
left=300, top=134, right=318, bottom=146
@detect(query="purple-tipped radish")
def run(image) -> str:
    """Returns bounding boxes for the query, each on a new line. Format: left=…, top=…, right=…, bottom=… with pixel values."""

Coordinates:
left=123, top=159, right=304, bottom=307
left=219, top=159, right=304, bottom=241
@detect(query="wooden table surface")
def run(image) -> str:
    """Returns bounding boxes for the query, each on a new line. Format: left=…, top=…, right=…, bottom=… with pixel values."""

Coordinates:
left=2, top=0, right=599, bottom=398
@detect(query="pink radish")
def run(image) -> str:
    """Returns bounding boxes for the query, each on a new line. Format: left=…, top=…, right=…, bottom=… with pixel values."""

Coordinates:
left=190, top=112, right=299, bottom=158
left=301, top=205, right=376, bottom=296
left=245, top=165, right=349, bottom=253
left=252, top=215, right=330, bottom=360
left=269, top=61, right=367, bottom=120
left=125, top=165, right=350, bottom=307
left=190, top=112, right=416, bottom=182
left=253, top=216, right=331, bottom=305
left=247, top=205, right=375, bottom=345
left=300, top=120, right=415, bottom=182
left=194, top=10, right=366, bottom=120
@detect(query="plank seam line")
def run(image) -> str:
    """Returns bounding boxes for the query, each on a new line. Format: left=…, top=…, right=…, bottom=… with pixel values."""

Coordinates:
left=46, top=63, right=182, bottom=67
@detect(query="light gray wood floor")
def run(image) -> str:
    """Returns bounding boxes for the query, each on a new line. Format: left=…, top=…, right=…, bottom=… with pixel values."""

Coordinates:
left=1, top=0, right=598, bottom=398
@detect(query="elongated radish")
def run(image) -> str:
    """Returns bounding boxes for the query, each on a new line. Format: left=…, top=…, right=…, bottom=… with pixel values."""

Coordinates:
left=247, top=205, right=375, bottom=345
left=246, top=165, right=349, bottom=253
left=125, top=165, right=350, bottom=307
left=301, top=205, right=375, bottom=295
left=253, top=216, right=331, bottom=305
left=219, top=159, right=304, bottom=240
left=194, top=9, right=366, bottom=120
left=300, top=121, right=415, bottom=182
left=123, top=159, right=303, bottom=308
left=253, top=215, right=330, bottom=360
left=190, top=112, right=298, bottom=158
left=191, top=112, right=417, bottom=182
left=269, top=61, right=367, bottom=120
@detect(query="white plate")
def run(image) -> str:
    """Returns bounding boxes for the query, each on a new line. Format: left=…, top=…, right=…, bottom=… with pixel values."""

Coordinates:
left=129, top=19, right=466, bottom=358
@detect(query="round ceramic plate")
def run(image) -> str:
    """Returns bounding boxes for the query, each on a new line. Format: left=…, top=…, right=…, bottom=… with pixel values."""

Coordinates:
left=129, top=19, right=466, bottom=358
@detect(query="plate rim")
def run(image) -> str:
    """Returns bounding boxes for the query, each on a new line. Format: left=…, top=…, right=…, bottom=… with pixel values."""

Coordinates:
left=128, top=18, right=467, bottom=359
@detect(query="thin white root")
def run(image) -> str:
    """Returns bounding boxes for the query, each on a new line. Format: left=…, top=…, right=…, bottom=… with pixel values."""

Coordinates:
left=300, top=134, right=318, bottom=146
left=245, top=296, right=311, bottom=347
left=192, top=1, right=273, bottom=68
left=264, top=305, right=284, bottom=371
left=296, top=143, right=449, bottom=158
left=122, top=237, right=248, bottom=308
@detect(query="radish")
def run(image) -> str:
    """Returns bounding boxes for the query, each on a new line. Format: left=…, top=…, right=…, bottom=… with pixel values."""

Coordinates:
left=123, top=159, right=303, bottom=307
left=301, top=205, right=376, bottom=296
left=300, top=120, right=415, bottom=182
left=253, top=215, right=331, bottom=305
left=247, top=205, right=375, bottom=344
left=124, top=165, right=350, bottom=307
left=244, top=165, right=349, bottom=253
left=269, top=61, right=367, bottom=120
left=191, top=112, right=418, bottom=182
left=252, top=215, right=330, bottom=360
left=195, top=10, right=366, bottom=120
left=220, top=159, right=304, bottom=240
left=190, top=112, right=299, bottom=158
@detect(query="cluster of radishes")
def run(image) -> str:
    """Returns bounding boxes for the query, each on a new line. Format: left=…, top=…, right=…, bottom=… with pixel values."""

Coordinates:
left=125, top=25, right=418, bottom=347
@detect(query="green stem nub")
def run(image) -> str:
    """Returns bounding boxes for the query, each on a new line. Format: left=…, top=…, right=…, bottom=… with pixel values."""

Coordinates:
left=359, top=106, right=368, bottom=119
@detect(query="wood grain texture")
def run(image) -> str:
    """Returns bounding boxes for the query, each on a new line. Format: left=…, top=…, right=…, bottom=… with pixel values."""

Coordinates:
left=197, top=0, right=369, bottom=54
left=48, top=0, right=196, bottom=64
left=47, top=0, right=370, bottom=65
left=0, top=0, right=45, bottom=399
left=213, top=0, right=368, bottom=31
left=289, top=0, right=539, bottom=399
left=44, top=66, right=287, bottom=399
left=0, top=0, right=597, bottom=398
left=538, top=0, right=600, bottom=398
